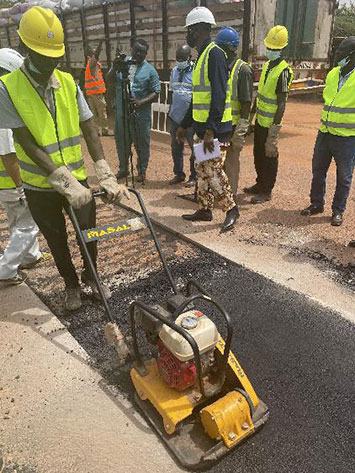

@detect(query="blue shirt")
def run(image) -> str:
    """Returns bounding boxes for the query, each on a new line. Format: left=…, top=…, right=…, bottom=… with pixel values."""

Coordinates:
left=115, top=59, right=160, bottom=119
left=181, top=39, right=232, bottom=142
left=338, top=66, right=355, bottom=91
left=169, top=64, right=193, bottom=125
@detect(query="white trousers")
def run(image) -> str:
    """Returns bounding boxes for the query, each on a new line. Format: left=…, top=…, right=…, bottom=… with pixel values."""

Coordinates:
left=0, top=200, right=41, bottom=279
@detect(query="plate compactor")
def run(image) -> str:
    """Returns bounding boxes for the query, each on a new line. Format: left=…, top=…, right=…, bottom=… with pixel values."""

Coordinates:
left=67, top=189, right=269, bottom=470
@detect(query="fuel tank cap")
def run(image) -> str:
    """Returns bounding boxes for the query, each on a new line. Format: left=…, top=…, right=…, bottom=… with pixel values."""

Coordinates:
left=181, top=315, right=198, bottom=330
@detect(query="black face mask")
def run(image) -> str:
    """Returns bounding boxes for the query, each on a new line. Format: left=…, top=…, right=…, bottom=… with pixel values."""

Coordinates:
left=186, top=30, right=198, bottom=48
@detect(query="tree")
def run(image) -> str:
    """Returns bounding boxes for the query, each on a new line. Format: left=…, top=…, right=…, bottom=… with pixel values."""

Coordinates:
left=334, top=3, right=355, bottom=37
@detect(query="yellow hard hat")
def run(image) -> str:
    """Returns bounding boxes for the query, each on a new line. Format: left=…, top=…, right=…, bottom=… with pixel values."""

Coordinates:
left=17, top=6, right=65, bottom=58
left=264, top=25, right=288, bottom=50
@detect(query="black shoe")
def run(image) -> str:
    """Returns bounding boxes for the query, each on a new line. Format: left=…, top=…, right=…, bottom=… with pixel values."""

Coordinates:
left=300, top=204, right=324, bottom=216
left=221, top=206, right=239, bottom=233
left=182, top=210, right=212, bottom=221
left=331, top=212, right=343, bottom=226
left=243, top=184, right=260, bottom=195
left=136, top=173, right=146, bottom=184
left=116, top=170, right=128, bottom=179
left=169, top=175, right=185, bottom=185
left=251, top=193, right=272, bottom=204
left=348, top=240, right=355, bottom=247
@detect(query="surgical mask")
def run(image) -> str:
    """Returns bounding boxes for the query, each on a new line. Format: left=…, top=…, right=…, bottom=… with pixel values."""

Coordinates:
left=265, top=49, right=282, bottom=61
left=338, top=56, right=350, bottom=69
left=176, top=60, right=189, bottom=70
left=27, top=57, right=41, bottom=75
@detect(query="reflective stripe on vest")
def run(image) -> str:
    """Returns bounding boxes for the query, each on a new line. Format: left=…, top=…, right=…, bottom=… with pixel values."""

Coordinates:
left=0, top=69, right=87, bottom=189
left=0, top=163, right=15, bottom=189
left=229, top=58, right=246, bottom=126
left=256, top=60, right=294, bottom=128
left=320, top=67, right=355, bottom=136
left=192, top=42, right=232, bottom=123
left=84, top=59, right=106, bottom=95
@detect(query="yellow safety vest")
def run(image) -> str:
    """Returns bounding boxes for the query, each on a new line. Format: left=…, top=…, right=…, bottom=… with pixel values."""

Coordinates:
left=229, top=58, right=247, bottom=126
left=320, top=67, right=355, bottom=137
left=192, top=41, right=232, bottom=123
left=256, top=59, right=293, bottom=128
left=0, top=155, right=15, bottom=190
left=0, top=68, right=87, bottom=189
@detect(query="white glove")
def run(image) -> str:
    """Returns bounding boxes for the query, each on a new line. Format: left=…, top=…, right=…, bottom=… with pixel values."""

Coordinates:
left=231, top=118, right=249, bottom=153
left=16, top=185, right=26, bottom=205
left=94, top=159, right=130, bottom=202
left=47, top=166, right=92, bottom=209
left=265, top=124, right=281, bottom=158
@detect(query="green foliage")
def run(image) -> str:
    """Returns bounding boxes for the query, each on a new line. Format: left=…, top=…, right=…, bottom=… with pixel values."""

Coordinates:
left=334, top=3, right=355, bottom=37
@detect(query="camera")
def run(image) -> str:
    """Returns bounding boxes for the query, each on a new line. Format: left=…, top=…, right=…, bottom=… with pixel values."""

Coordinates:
left=114, top=53, right=137, bottom=74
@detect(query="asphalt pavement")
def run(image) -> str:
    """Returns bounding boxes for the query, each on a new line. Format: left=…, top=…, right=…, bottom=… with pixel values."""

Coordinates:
left=61, top=246, right=355, bottom=473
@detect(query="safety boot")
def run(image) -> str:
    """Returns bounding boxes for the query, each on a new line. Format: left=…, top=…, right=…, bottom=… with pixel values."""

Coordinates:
left=251, top=193, right=272, bottom=204
left=243, top=184, right=261, bottom=195
left=65, top=287, right=82, bottom=311
left=81, top=273, right=112, bottom=301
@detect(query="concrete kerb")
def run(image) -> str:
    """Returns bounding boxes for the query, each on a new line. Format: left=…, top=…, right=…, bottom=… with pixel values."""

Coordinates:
left=0, top=283, right=183, bottom=473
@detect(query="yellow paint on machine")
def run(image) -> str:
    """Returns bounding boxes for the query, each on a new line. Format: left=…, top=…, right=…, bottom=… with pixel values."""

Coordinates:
left=200, top=391, right=254, bottom=448
left=86, top=224, right=131, bottom=239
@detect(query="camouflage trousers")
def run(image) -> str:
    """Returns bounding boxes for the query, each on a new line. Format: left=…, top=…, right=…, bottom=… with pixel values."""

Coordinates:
left=196, top=144, right=235, bottom=212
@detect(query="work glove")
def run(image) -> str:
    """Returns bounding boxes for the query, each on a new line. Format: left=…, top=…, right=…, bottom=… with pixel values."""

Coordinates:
left=265, top=124, right=281, bottom=158
left=16, top=185, right=26, bottom=205
left=94, top=159, right=130, bottom=202
left=231, top=118, right=249, bottom=153
left=47, top=166, right=92, bottom=209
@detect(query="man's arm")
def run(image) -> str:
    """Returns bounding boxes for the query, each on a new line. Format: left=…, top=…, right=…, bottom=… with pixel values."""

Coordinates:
left=89, top=39, right=104, bottom=75
left=80, top=119, right=105, bottom=162
left=0, top=153, right=22, bottom=187
left=13, top=127, right=57, bottom=175
left=274, top=92, right=287, bottom=125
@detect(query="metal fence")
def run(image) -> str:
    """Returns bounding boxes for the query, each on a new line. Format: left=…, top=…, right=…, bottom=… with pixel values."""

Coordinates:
left=151, top=81, right=170, bottom=135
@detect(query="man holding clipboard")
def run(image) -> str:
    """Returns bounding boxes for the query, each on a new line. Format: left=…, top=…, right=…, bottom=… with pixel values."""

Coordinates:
left=176, top=7, right=239, bottom=234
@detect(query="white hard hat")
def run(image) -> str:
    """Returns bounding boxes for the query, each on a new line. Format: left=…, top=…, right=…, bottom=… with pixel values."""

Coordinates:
left=0, top=48, right=24, bottom=73
left=185, top=6, right=216, bottom=28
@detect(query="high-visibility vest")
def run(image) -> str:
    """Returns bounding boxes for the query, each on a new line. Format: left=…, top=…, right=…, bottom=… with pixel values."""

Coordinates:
left=84, top=59, right=106, bottom=95
left=0, top=160, right=15, bottom=190
left=0, top=68, right=87, bottom=190
left=192, top=42, right=232, bottom=123
left=229, top=58, right=247, bottom=126
left=320, top=67, right=355, bottom=137
left=256, top=59, right=293, bottom=128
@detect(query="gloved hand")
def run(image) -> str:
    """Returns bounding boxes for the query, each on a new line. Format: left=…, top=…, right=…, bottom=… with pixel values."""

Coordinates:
left=176, top=126, right=186, bottom=145
left=231, top=118, right=249, bottom=153
left=94, top=159, right=130, bottom=202
left=16, top=185, right=26, bottom=205
left=265, top=124, right=282, bottom=158
left=47, top=166, right=92, bottom=209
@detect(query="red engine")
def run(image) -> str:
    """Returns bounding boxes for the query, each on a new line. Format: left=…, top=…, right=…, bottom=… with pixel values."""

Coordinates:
left=157, top=339, right=197, bottom=391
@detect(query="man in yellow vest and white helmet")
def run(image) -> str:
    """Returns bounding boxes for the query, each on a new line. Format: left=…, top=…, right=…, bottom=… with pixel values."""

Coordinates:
left=0, top=48, right=42, bottom=286
left=245, top=25, right=293, bottom=204
left=177, top=6, right=239, bottom=233
left=301, top=37, right=355, bottom=226
left=0, top=7, right=129, bottom=311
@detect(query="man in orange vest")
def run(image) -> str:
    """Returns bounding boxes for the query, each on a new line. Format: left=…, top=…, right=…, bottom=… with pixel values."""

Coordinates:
left=84, top=39, right=110, bottom=136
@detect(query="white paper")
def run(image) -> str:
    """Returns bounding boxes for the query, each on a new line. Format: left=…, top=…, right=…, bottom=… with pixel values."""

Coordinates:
left=193, top=139, right=221, bottom=163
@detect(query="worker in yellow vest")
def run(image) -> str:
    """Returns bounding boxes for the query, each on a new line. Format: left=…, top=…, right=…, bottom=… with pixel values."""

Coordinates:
left=0, top=48, right=42, bottom=286
left=245, top=26, right=293, bottom=204
left=177, top=7, right=239, bottom=233
left=215, top=27, right=254, bottom=200
left=0, top=7, right=129, bottom=311
left=301, top=37, right=355, bottom=226
left=84, top=39, right=110, bottom=136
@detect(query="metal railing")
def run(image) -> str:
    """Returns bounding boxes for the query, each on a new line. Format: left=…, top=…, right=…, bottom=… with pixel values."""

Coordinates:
left=151, top=81, right=170, bottom=135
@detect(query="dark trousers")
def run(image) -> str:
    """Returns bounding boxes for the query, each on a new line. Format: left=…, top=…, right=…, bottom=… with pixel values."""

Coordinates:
left=253, top=122, right=278, bottom=193
left=25, top=183, right=97, bottom=288
left=310, top=131, right=355, bottom=213
left=169, top=118, right=196, bottom=180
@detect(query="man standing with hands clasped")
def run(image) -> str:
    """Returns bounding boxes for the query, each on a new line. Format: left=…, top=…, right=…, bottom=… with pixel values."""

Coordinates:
left=177, top=7, right=239, bottom=233
left=0, top=7, right=129, bottom=310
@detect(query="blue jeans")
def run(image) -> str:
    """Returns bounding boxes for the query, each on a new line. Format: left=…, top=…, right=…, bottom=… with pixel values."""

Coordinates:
left=114, top=112, right=151, bottom=174
left=169, top=118, right=196, bottom=180
left=310, top=131, right=355, bottom=213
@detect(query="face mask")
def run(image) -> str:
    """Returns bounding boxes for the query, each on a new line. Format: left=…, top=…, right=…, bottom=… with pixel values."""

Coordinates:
left=338, top=56, right=350, bottom=69
left=176, top=60, right=189, bottom=70
left=265, top=49, right=282, bottom=61
left=27, top=57, right=41, bottom=75
left=186, top=30, right=197, bottom=48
